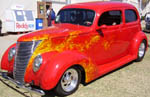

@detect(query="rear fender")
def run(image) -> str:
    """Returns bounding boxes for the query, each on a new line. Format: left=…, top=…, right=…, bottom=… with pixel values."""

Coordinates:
left=129, top=31, right=148, bottom=57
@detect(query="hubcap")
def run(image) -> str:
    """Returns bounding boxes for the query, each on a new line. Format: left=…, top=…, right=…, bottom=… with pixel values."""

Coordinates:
left=61, top=68, right=78, bottom=92
left=139, top=42, right=145, bottom=58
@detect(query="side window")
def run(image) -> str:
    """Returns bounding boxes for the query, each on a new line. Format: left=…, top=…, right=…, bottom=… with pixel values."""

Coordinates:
left=125, top=9, right=137, bottom=23
left=98, top=10, right=122, bottom=26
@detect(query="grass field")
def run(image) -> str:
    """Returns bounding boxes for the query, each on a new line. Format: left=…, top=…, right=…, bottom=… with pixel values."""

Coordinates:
left=0, top=33, right=150, bottom=97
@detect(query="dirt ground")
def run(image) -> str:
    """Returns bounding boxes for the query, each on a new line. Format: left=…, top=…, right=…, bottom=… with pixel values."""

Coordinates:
left=0, top=28, right=150, bottom=97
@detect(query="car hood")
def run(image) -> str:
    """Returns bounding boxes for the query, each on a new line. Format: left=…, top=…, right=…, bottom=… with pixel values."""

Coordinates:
left=18, top=24, right=91, bottom=42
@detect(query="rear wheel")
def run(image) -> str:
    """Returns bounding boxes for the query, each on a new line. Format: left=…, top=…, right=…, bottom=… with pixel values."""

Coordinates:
left=54, top=67, right=81, bottom=96
left=135, top=40, right=146, bottom=62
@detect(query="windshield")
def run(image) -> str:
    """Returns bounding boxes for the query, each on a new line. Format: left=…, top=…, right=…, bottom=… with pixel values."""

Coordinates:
left=55, top=8, right=95, bottom=26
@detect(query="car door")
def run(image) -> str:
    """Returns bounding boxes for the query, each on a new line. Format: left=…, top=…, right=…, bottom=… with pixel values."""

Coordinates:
left=90, top=9, right=129, bottom=65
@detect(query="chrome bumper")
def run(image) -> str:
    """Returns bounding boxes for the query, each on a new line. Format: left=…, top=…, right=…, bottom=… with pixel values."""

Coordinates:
left=0, top=71, right=45, bottom=96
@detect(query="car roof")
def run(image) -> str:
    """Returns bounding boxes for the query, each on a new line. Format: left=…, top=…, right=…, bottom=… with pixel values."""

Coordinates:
left=62, top=1, right=135, bottom=11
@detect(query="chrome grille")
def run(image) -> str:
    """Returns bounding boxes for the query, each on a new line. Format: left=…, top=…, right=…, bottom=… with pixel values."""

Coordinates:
left=13, top=41, right=40, bottom=84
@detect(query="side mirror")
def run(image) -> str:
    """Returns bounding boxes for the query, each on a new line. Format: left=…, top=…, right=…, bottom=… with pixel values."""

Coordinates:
left=96, top=25, right=107, bottom=37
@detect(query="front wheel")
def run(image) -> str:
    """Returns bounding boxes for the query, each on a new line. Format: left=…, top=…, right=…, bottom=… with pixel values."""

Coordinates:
left=54, top=67, right=81, bottom=96
left=135, top=40, right=146, bottom=62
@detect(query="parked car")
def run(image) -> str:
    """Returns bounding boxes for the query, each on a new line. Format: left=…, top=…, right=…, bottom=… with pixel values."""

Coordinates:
left=145, top=12, right=150, bottom=32
left=0, top=1, right=148, bottom=96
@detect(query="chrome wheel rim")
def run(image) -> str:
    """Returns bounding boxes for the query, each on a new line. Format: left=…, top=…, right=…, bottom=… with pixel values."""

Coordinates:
left=139, top=42, right=145, bottom=58
left=61, top=68, right=78, bottom=92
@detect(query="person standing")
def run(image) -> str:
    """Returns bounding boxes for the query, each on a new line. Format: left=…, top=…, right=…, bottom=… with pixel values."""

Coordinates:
left=47, top=6, right=55, bottom=26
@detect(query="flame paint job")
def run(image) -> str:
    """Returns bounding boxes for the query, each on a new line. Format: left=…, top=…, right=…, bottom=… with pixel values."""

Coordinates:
left=24, top=28, right=101, bottom=85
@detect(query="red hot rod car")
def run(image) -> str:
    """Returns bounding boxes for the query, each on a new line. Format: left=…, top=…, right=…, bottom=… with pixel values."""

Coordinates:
left=0, top=1, right=148, bottom=96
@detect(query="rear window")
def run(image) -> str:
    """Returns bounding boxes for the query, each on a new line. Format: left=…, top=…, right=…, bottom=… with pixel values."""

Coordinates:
left=125, top=9, right=137, bottom=23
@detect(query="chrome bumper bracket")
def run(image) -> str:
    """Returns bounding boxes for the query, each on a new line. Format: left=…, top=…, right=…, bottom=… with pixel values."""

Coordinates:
left=0, top=71, right=45, bottom=96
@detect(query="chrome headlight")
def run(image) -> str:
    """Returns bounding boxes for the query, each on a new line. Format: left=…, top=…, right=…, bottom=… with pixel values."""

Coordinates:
left=33, top=55, right=43, bottom=72
left=8, top=47, right=16, bottom=61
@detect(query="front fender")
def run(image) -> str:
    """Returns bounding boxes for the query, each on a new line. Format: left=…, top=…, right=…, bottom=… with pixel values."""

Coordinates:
left=31, top=51, right=98, bottom=90
left=40, top=51, right=89, bottom=90
left=1, top=43, right=16, bottom=71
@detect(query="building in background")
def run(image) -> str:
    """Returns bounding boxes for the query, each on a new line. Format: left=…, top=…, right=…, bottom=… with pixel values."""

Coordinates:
left=0, top=0, right=71, bottom=33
